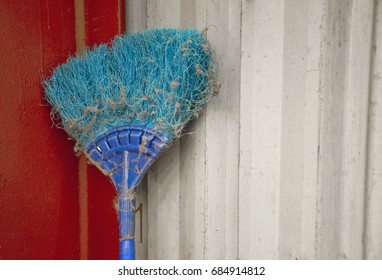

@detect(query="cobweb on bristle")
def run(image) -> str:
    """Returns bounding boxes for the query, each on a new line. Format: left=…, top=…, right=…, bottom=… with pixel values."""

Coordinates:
left=43, top=29, right=217, bottom=154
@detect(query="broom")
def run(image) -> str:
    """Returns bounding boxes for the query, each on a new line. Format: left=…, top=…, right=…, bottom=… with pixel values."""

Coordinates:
left=43, top=29, right=215, bottom=260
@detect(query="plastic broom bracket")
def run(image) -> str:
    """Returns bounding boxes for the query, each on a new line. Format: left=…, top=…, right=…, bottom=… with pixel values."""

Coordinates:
left=86, top=125, right=170, bottom=260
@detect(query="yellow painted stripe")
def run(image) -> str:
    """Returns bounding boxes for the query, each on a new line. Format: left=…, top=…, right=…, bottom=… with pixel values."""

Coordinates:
left=75, top=0, right=85, bottom=52
left=75, top=0, right=88, bottom=260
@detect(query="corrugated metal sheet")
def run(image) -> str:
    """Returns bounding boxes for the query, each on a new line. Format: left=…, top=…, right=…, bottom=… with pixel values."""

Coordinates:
left=126, top=0, right=382, bottom=260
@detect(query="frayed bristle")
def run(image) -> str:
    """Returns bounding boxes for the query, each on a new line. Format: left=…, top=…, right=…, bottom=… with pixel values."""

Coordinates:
left=43, top=29, right=215, bottom=149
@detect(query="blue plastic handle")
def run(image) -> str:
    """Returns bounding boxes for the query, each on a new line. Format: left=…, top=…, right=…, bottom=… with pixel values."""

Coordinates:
left=86, top=125, right=169, bottom=260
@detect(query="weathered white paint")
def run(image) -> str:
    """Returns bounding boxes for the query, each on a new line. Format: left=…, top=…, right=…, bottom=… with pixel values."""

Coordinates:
left=125, top=0, right=382, bottom=260
left=341, top=0, right=374, bottom=259
left=145, top=0, right=182, bottom=260
left=365, top=0, right=382, bottom=260
left=300, top=0, right=323, bottom=259
left=179, top=0, right=208, bottom=260
left=239, top=0, right=284, bottom=259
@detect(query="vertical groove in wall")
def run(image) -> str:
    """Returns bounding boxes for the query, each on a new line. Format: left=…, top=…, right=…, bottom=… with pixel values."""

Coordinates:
left=340, top=0, right=374, bottom=260
left=75, top=0, right=87, bottom=260
left=236, top=1, right=243, bottom=259
left=78, top=156, right=88, bottom=260
left=203, top=1, right=208, bottom=260
left=315, top=0, right=351, bottom=259
left=314, top=0, right=328, bottom=259
left=364, top=0, right=382, bottom=260
left=126, top=0, right=147, bottom=33
left=75, top=0, right=85, bottom=52
left=118, top=0, right=126, bottom=33
left=362, top=0, right=378, bottom=259
left=300, top=0, right=325, bottom=260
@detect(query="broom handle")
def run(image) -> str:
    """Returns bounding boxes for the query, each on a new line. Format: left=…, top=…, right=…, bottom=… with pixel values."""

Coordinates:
left=119, top=150, right=136, bottom=260
left=119, top=195, right=135, bottom=260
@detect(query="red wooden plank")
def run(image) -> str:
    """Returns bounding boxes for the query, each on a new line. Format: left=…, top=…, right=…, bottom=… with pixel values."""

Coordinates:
left=85, top=0, right=125, bottom=46
left=0, top=0, right=79, bottom=259
left=82, top=0, right=125, bottom=260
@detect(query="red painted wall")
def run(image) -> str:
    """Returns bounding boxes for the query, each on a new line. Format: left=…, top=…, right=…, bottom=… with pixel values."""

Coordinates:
left=0, top=0, right=79, bottom=259
left=0, top=0, right=125, bottom=260
left=84, top=0, right=125, bottom=260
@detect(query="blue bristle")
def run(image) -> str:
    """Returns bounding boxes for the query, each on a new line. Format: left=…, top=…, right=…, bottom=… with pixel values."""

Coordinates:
left=43, top=29, right=213, bottom=148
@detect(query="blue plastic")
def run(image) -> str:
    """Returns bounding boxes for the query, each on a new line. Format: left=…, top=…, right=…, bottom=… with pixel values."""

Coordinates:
left=86, top=125, right=169, bottom=260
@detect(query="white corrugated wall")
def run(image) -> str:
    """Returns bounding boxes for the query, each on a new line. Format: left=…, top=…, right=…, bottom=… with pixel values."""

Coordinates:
left=126, top=0, right=382, bottom=260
